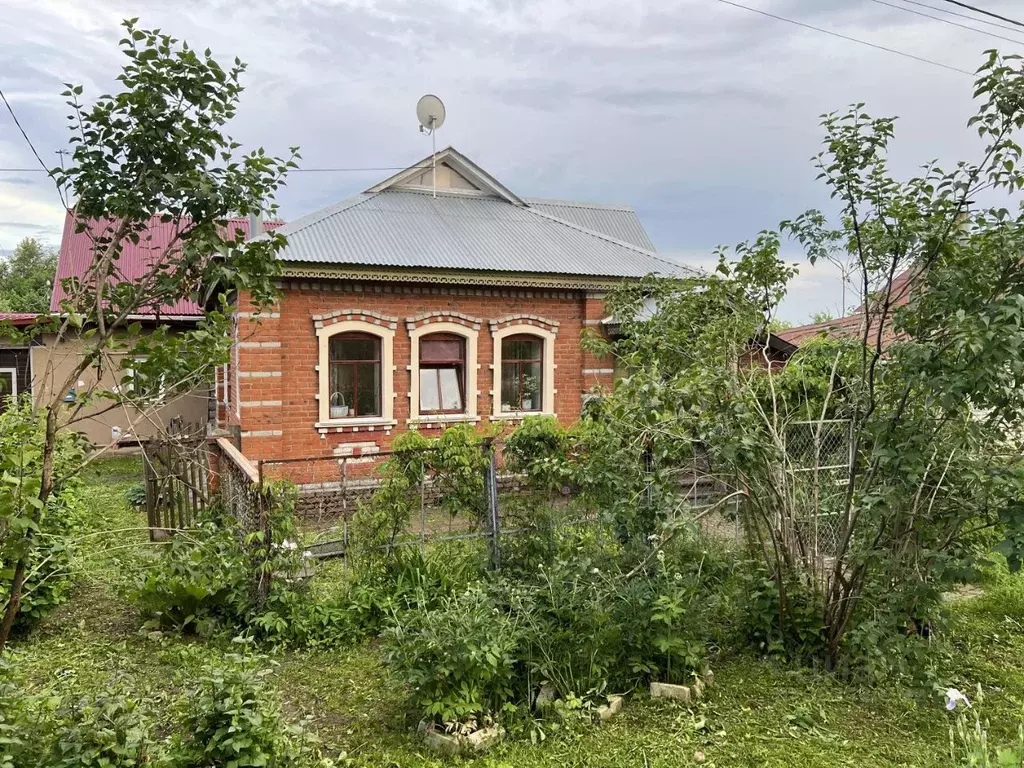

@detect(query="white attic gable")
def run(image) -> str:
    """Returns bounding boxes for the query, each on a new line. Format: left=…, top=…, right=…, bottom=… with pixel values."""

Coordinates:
left=365, top=147, right=525, bottom=205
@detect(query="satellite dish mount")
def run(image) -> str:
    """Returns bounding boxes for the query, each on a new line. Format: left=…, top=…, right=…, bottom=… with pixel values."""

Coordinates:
left=416, top=94, right=446, bottom=199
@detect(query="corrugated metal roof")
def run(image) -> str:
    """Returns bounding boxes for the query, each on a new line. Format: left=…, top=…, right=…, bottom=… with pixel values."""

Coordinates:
left=51, top=212, right=283, bottom=316
left=523, top=197, right=655, bottom=250
left=276, top=189, right=682, bottom=279
left=0, top=313, right=38, bottom=326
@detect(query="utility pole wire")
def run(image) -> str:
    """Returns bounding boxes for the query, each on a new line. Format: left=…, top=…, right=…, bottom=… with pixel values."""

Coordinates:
left=870, top=0, right=1024, bottom=45
left=902, top=0, right=1024, bottom=34
left=0, top=166, right=410, bottom=174
left=0, top=86, right=68, bottom=211
left=0, top=88, right=53, bottom=176
left=711, top=0, right=974, bottom=76
left=933, top=0, right=1024, bottom=29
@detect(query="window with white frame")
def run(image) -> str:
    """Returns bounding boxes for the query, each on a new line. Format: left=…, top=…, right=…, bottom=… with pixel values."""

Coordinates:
left=419, top=334, right=466, bottom=414
left=490, top=323, right=557, bottom=418
left=316, top=320, right=395, bottom=426
left=0, top=368, right=16, bottom=414
left=329, top=333, right=382, bottom=418
left=123, top=357, right=166, bottom=402
left=407, top=320, right=479, bottom=423
left=500, top=335, right=543, bottom=412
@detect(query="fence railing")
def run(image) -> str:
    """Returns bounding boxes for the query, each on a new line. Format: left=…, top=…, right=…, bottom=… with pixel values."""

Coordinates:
left=209, top=436, right=273, bottom=604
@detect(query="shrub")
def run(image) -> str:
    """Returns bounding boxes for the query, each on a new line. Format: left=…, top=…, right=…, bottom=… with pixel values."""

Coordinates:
left=134, top=517, right=252, bottom=634
left=736, top=565, right=827, bottom=662
left=0, top=658, right=45, bottom=768
left=124, top=483, right=147, bottom=510
left=167, top=652, right=332, bottom=767
left=383, top=583, right=522, bottom=725
left=0, top=400, right=87, bottom=635
left=48, top=687, right=154, bottom=767
left=512, top=566, right=623, bottom=701
left=135, top=485, right=308, bottom=638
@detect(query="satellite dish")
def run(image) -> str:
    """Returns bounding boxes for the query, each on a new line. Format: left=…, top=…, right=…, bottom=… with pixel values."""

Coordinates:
left=416, top=94, right=446, bottom=132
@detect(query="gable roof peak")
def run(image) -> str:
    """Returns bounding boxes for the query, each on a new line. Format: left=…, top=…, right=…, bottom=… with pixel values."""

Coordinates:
left=365, top=146, right=525, bottom=206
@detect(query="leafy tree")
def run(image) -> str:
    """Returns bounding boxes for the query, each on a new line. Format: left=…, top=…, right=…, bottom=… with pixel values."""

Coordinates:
left=0, top=238, right=57, bottom=313
left=0, top=19, right=298, bottom=649
left=809, top=310, right=835, bottom=324
left=587, top=50, right=1024, bottom=671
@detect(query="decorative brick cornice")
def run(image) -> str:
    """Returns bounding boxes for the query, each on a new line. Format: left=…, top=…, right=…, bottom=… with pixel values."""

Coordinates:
left=312, top=309, right=399, bottom=331
left=488, top=314, right=560, bottom=332
left=280, top=266, right=629, bottom=292
left=405, top=310, right=483, bottom=332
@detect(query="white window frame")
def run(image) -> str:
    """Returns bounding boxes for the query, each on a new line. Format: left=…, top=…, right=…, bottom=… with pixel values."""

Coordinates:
left=0, top=367, right=17, bottom=402
left=123, top=356, right=167, bottom=404
left=490, top=325, right=557, bottom=420
left=316, top=321, right=396, bottom=428
left=408, top=321, right=480, bottom=425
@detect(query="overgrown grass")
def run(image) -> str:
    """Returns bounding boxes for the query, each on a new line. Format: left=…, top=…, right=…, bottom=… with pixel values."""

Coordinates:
left=11, top=457, right=1024, bottom=766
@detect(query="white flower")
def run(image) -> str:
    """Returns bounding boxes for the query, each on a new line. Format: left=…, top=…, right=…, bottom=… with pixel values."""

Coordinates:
left=302, top=550, right=313, bottom=559
left=945, top=688, right=971, bottom=711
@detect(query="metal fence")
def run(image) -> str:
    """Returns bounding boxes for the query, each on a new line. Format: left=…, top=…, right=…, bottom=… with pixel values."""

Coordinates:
left=784, top=418, right=852, bottom=558
left=211, top=419, right=852, bottom=571
left=258, top=441, right=549, bottom=567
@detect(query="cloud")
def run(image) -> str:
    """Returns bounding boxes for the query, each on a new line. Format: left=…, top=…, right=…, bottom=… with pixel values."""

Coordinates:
left=1, top=0, right=1020, bottom=320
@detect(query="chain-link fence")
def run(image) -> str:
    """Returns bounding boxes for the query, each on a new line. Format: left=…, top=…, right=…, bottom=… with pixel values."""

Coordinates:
left=256, top=442, right=591, bottom=570
left=783, top=419, right=852, bottom=558
left=211, top=420, right=851, bottom=573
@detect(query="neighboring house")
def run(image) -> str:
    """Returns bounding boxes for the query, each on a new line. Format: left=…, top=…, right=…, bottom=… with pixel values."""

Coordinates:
left=0, top=313, right=36, bottom=415
left=219, top=147, right=680, bottom=474
left=22, top=212, right=273, bottom=446
left=773, top=270, right=915, bottom=357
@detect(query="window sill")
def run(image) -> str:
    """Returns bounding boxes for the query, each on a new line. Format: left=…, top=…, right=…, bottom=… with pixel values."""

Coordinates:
left=408, top=414, right=481, bottom=427
left=490, top=411, right=555, bottom=421
left=315, top=417, right=397, bottom=434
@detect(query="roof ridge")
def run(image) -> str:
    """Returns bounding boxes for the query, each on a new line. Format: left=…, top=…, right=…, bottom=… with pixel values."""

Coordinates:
left=524, top=196, right=635, bottom=213
left=524, top=207, right=696, bottom=276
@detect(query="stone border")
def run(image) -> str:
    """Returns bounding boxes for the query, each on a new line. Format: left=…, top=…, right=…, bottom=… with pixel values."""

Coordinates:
left=650, top=668, right=715, bottom=703
left=419, top=722, right=504, bottom=755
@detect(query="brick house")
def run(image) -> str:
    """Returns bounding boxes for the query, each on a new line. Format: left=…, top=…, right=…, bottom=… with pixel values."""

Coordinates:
left=217, top=147, right=679, bottom=473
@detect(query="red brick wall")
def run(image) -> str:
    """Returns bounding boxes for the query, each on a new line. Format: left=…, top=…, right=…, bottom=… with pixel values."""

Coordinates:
left=230, top=279, right=612, bottom=474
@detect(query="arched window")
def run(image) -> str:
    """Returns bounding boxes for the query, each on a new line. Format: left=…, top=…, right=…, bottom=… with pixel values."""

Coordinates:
left=328, top=332, right=382, bottom=418
left=500, top=334, right=543, bottom=412
left=419, top=333, right=466, bottom=414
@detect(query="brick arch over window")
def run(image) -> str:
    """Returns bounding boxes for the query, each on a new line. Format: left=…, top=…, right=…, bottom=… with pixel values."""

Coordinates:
left=489, top=316, right=558, bottom=419
left=314, top=317, right=396, bottom=427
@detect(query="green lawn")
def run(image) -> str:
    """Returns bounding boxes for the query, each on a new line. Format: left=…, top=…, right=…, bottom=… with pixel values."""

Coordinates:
left=11, top=457, right=1024, bottom=767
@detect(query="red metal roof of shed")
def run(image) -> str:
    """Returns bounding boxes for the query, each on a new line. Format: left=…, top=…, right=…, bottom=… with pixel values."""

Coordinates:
left=50, top=212, right=283, bottom=316
left=0, top=313, right=39, bottom=327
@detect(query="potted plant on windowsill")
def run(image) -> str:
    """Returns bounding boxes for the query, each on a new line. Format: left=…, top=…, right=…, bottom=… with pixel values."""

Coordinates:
left=330, top=392, right=350, bottom=419
left=520, top=374, right=540, bottom=411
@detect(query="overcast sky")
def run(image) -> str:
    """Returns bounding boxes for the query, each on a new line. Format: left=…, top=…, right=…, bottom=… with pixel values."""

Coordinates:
left=2, top=0, right=1022, bottom=323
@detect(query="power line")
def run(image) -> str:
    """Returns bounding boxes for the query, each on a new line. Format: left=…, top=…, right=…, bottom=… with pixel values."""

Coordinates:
left=901, top=0, right=1024, bottom=33
left=933, top=0, right=1024, bottom=29
left=0, top=165, right=410, bottom=174
left=711, top=0, right=974, bottom=76
left=0, top=88, right=52, bottom=175
left=870, top=0, right=1024, bottom=45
